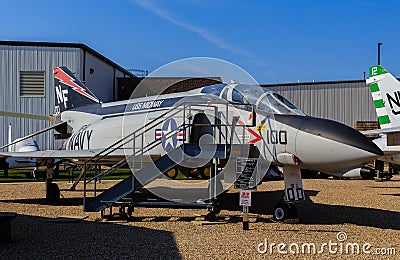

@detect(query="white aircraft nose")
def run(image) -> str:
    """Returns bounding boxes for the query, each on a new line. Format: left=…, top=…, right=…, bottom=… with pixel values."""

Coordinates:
left=275, top=115, right=383, bottom=172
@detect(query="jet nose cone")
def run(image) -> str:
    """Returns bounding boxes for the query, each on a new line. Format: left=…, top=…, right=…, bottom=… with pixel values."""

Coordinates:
left=298, top=116, right=383, bottom=156
left=274, top=115, right=383, bottom=172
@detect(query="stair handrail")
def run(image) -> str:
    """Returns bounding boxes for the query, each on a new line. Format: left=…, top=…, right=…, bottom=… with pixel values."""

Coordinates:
left=84, top=102, right=248, bottom=202
left=83, top=101, right=248, bottom=210
left=83, top=102, right=232, bottom=185
left=86, top=101, right=224, bottom=166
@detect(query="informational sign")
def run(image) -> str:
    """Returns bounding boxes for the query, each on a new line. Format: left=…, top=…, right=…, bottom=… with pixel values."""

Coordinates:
left=239, top=189, right=252, bottom=206
left=235, top=157, right=257, bottom=189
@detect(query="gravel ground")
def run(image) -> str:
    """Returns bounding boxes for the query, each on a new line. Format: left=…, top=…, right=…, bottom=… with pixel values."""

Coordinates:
left=0, top=176, right=400, bottom=259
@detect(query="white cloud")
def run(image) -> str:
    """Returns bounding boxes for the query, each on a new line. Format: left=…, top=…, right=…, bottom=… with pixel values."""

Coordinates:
left=132, top=0, right=252, bottom=58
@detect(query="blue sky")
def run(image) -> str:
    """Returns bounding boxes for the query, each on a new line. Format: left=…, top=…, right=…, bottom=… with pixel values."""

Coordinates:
left=1, top=0, right=400, bottom=83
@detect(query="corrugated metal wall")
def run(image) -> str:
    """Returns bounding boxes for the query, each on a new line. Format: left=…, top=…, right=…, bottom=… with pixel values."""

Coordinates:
left=265, top=81, right=377, bottom=128
left=85, top=52, right=119, bottom=102
left=0, top=45, right=81, bottom=150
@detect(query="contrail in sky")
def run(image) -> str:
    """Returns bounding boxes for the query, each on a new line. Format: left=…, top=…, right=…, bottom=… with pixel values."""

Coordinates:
left=132, top=0, right=253, bottom=58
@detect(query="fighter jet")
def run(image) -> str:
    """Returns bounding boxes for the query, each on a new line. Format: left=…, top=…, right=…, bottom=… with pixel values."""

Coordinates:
left=364, top=64, right=400, bottom=165
left=0, top=124, right=39, bottom=177
left=0, top=67, right=382, bottom=220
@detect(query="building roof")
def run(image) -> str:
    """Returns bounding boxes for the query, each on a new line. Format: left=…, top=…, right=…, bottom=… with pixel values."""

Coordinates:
left=262, top=79, right=365, bottom=88
left=0, top=40, right=135, bottom=78
left=117, top=77, right=221, bottom=100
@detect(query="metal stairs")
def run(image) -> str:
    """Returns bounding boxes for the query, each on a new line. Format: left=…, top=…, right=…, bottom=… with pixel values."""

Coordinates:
left=84, top=144, right=230, bottom=212
left=81, top=101, right=249, bottom=213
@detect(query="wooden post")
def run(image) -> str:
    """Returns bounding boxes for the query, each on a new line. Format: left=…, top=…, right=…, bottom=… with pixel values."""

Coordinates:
left=243, top=205, right=249, bottom=230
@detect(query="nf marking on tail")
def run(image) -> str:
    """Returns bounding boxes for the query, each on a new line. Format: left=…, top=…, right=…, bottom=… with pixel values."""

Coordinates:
left=55, top=85, right=68, bottom=109
left=54, top=67, right=100, bottom=103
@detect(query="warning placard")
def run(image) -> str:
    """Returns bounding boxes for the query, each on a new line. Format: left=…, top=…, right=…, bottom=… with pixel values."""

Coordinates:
left=239, top=189, right=252, bottom=206
left=235, top=157, right=257, bottom=189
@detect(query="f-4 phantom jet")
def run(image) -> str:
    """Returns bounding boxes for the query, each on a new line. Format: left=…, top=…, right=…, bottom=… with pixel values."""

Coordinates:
left=0, top=67, right=382, bottom=220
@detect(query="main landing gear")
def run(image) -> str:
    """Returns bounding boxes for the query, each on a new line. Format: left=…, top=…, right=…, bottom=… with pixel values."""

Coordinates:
left=205, top=199, right=221, bottom=221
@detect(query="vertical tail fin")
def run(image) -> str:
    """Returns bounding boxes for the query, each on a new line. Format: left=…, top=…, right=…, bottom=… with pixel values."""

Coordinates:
left=366, top=65, right=400, bottom=128
left=53, top=67, right=101, bottom=114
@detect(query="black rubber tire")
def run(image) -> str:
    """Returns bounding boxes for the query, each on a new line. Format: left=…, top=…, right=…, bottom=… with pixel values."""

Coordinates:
left=200, top=167, right=211, bottom=179
left=119, top=207, right=128, bottom=219
left=127, top=206, right=134, bottom=217
left=205, top=212, right=217, bottom=221
left=273, top=203, right=290, bottom=221
left=165, top=168, right=178, bottom=179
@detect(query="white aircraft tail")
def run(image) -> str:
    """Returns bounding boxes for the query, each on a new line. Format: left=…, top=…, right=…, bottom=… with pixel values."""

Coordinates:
left=366, top=65, right=400, bottom=128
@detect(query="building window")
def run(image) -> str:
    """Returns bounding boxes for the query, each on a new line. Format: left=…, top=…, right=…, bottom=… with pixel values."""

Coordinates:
left=20, top=71, right=45, bottom=97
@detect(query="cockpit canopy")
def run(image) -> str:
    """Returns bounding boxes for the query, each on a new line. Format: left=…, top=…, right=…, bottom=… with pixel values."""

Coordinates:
left=201, top=83, right=306, bottom=115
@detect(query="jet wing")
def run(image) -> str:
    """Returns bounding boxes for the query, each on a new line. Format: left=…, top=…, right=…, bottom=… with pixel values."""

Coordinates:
left=363, top=126, right=400, bottom=147
left=362, top=126, right=400, bottom=136
left=0, top=149, right=127, bottom=162
left=0, top=121, right=67, bottom=150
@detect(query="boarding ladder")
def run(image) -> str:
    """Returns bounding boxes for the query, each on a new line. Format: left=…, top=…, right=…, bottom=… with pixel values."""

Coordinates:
left=82, top=101, right=251, bottom=213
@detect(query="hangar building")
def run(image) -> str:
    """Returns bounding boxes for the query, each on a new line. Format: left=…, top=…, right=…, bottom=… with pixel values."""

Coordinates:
left=0, top=41, right=134, bottom=150
left=0, top=40, right=380, bottom=151
left=264, top=80, right=378, bottom=129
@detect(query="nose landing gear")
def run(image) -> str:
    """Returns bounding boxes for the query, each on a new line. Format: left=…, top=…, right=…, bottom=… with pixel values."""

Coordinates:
left=273, top=203, right=297, bottom=221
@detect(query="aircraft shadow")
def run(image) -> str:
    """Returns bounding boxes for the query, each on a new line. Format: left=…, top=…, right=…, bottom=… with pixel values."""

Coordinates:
left=219, top=190, right=400, bottom=230
left=0, top=197, right=83, bottom=206
left=366, top=186, right=400, bottom=189
left=2, top=189, right=399, bottom=231
left=381, top=193, right=400, bottom=197
left=131, top=188, right=400, bottom=230
left=0, top=214, right=182, bottom=259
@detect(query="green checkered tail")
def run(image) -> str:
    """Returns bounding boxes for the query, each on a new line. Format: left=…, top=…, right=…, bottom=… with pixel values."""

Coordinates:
left=367, top=65, right=400, bottom=129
